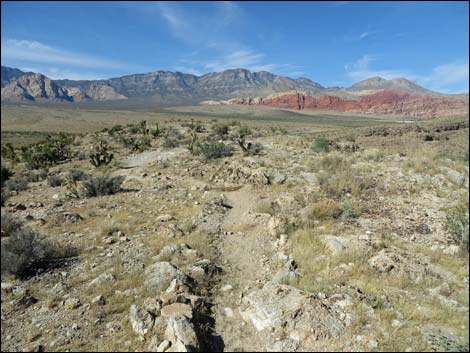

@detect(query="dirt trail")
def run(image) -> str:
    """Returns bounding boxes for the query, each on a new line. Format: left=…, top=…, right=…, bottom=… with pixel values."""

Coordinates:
left=209, top=185, right=276, bottom=351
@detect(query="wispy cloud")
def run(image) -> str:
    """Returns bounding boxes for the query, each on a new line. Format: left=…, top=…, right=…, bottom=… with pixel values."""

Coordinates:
left=359, top=31, right=374, bottom=39
left=420, top=62, right=469, bottom=93
left=18, top=66, right=110, bottom=81
left=345, top=55, right=469, bottom=93
left=133, top=2, right=302, bottom=77
left=175, top=50, right=304, bottom=77
left=1, top=39, right=134, bottom=70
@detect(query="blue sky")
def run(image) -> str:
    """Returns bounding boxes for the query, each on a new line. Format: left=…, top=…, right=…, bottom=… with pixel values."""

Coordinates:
left=1, top=1, right=468, bottom=92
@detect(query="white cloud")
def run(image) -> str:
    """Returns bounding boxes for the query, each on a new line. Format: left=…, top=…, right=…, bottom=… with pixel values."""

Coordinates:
left=345, top=55, right=469, bottom=93
left=422, top=63, right=469, bottom=90
left=203, top=50, right=265, bottom=71
left=2, top=39, right=134, bottom=70
left=152, top=2, right=300, bottom=77
left=19, top=66, right=109, bottom=81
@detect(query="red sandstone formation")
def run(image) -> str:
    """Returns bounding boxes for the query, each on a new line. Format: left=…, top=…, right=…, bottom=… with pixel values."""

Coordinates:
left=228, top=90, right=468, bottom=118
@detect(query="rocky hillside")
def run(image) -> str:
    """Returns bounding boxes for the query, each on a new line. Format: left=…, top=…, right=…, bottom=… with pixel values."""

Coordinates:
left=225, top=90, right=469, bottom=118
left=1, top=116, right=468, bottom=352
left=1, top=67, right=324, bottom=103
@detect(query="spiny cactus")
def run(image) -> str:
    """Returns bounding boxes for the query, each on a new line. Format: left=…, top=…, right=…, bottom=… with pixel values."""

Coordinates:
left=89, top=140, right=114, bottom=167
left=188, top=129, right=200, bottom=154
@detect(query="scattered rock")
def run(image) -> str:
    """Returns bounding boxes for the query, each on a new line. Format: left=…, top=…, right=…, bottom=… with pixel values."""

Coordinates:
left=144, top=262, right=188, bottom=293
left=129, top=304, right=154, bottom=336
left=164, top=315, right=199, bottom=350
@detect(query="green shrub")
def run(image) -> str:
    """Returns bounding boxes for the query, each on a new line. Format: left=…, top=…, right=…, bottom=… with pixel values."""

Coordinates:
left=211, top=123, right=229, bottom=137
left=446, top=203, right=469, bottom=252
left=1, top=165, right=13, bottom=187
left=47, top=175, right=63, bottom=187
left=198, top=142, right=234, bottom=160
left=128, top=124, right=140, bottom=134
left=313, top=136, right=332, bottom=153
left=1, top=143, right=18, bottom=161
left=81, top=174, right=125, bottom=197
left=25, top=169, right=48, bottom=182
left=1, top=223, right=66, bottom=277
left=107, top=124, right=123, bottom=136
left=339, top=198, right=362, bottom=221
left=162, top=128, right=183, bottom=148
left=19, top=134, right=73, bottom=169
left=4, top=178, right=28, bottom=192
left=89, top=140, right=114, bottom=167
left=231, top=125, right=254, bottom=153
left=68, top=169, right=87, bottom=182
left=1, top=212, right=24, bottom=237
left=133, top=136, right=152, bottom=152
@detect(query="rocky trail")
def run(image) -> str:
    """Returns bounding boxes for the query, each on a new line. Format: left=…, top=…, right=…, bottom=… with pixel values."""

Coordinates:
left=208, top=186, right=274, bottom=351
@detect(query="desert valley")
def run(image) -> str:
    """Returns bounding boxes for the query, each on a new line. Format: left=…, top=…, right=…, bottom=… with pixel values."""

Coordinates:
left=1, top=1, right=469, bottom=352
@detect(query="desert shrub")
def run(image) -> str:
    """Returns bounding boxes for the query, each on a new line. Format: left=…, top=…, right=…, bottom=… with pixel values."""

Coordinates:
left=1, top=188, right=9, bottom=206
left=307, top=199, right=342, bottom=221
left=186, top=119, right=204, bottom=133
left=128, top=124, right=140, bottom=134
left=162, top=128, right=183, bottom=148
left=150, top=123, right=163, bottom=138
left=1, top=224, right=65, bottom=277
left=81, top=174, right=125, bottom=197
left=246, top=142, right=264, bottom=155
left=89, top=140, right=114, bottom=167
left=1, top=212, right=24, bottom=237
left=1, top=143, right=18, bottom=161
left=313, top=136, right=332, bottom=153
left=4, top=178, right=28, bottom=192
left=108, top=124, right=123, bottom=136
left=339, top=198, right=362, bottom=221
left=211, top=123, right=230, bottom=137
left=133, top=136, right=152, bottom=152
left=20, top=134, right=73, bottom=170
left=25, top=169, right=48, bottom=182
left=230, top=125, right=262, bottom=155
left=315, top=155, right=374, bottom=198
left=47, top=175, right=63, bottom=187
left=68, top=169, right=87, bottom=182
left=446, top=203, right=469, bottom=252
left=1, top=165, right=13, bottom=187
left=198, top=142, right=234, bottom=160
left=318, top=169, right=373, bottom=198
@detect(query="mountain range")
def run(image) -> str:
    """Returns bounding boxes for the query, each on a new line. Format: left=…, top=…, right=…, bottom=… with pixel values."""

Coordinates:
left=1, top=66, right=468, bottom=117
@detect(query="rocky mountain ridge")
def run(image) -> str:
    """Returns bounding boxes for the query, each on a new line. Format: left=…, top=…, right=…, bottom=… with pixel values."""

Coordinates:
left=1, top=66, right=468, bottom=117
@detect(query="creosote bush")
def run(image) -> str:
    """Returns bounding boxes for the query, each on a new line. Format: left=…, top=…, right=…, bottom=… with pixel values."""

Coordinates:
left=198, top=141, right=234, bottom=160
left=211, top=123, right=230, bottom=137
left=1, top=217, right=67, bottom=277
left=4, top=178, right=28, bottom=192
left=68, top=169, right=87, bottom=182
left=20, top=134, right=73, bottom=170
left=47, top=175, right=64, bottom=187
left=1, top=212, right=24, bottom=237
left=313, top=136, right=332, bottom=153
left=81, top=174, right=125, bottom=197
